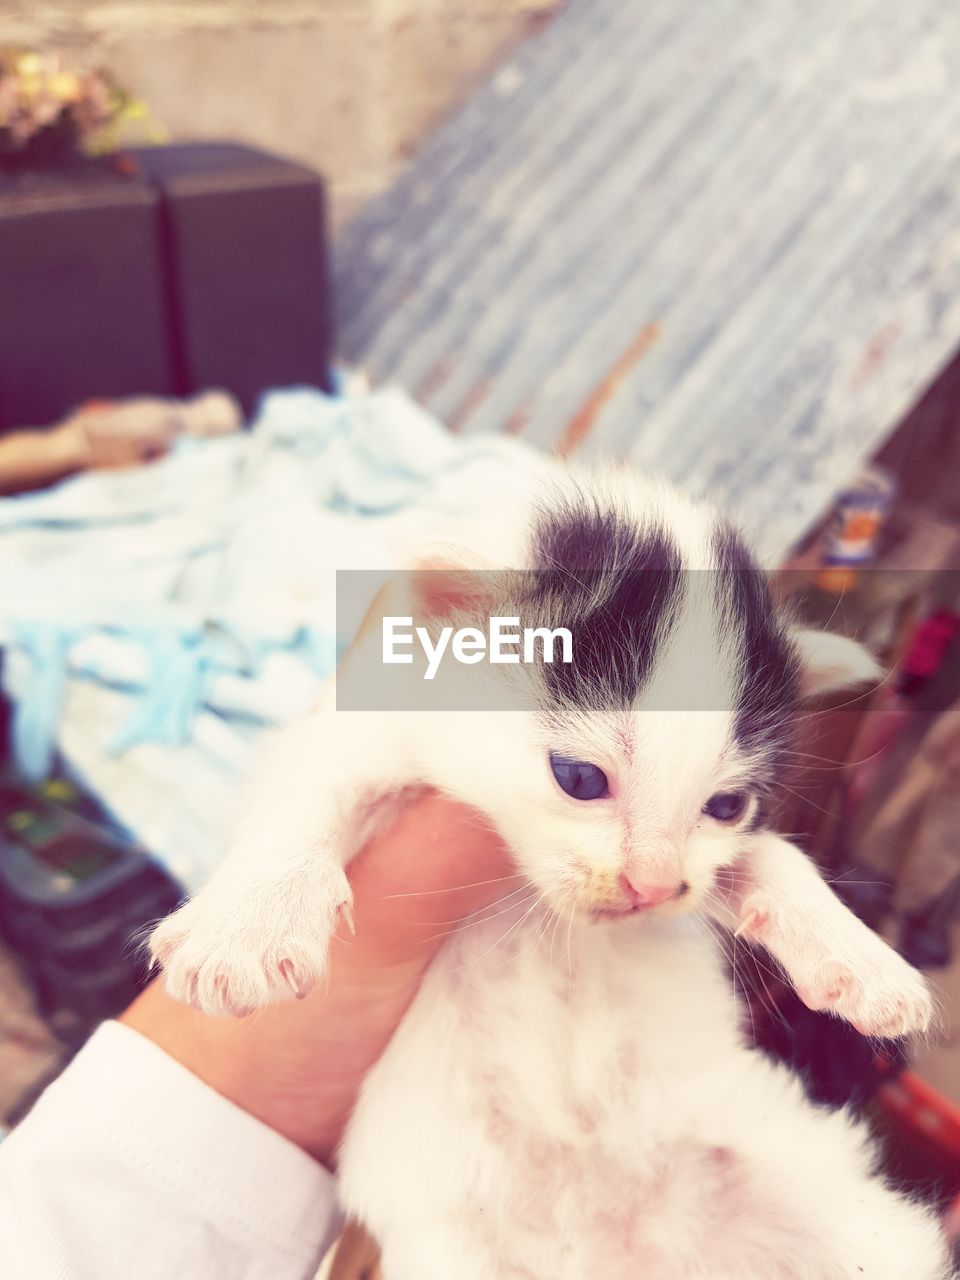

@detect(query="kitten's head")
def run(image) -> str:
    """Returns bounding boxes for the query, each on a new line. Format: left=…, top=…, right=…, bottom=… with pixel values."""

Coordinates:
left=417, top=472, right=877, bottom=923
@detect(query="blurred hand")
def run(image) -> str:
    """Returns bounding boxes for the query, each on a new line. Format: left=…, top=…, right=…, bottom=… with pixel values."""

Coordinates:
left=64, top=401, right=180, bottom=470
left=0, top=405, right=176, bottom=495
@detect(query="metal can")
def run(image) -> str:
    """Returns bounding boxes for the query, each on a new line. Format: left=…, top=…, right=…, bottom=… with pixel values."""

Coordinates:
left=824, top=465, right=896, bottom=566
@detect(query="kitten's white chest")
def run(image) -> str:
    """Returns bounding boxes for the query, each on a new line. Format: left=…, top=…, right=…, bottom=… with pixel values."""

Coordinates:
left=439, top=907, right=740, bottom=1124
left=341, top=910, right=748, bottom=1278
left=339, top=907, right=946, bottom=1280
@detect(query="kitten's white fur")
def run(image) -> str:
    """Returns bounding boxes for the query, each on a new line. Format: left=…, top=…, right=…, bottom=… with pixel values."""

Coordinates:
left=151, top=471, right=950, bottom=1279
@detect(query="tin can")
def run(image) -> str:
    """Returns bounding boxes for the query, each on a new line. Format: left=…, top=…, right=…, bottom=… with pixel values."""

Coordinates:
left=824, top=465, right=896, bottom=566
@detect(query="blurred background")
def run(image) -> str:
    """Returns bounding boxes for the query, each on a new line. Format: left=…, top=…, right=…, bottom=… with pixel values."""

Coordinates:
left=4, top=0, right=960, bottom=1269
left=3, top=0, right=555, bottom=230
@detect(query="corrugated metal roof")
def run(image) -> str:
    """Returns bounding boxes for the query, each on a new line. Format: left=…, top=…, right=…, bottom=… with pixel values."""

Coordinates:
left=335, top=0, right=960, bottom=560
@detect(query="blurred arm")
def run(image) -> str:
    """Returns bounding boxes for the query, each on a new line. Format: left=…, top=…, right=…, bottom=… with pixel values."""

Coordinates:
left=0, top=406, right=178, bottom=495
left=0, top=421, right=90, bottom=494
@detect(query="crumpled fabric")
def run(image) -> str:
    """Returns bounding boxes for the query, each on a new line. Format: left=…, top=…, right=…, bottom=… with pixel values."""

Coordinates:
left=0, top=384, right=549, bottom=887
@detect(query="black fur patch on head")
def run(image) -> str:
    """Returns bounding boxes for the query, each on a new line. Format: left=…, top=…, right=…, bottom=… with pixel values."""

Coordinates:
left=527, top=496, right=683, bottom=710
left=713, top=525, right=800, bottom=764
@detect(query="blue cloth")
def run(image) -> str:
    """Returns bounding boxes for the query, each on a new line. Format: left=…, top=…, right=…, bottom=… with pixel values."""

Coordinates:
left=11, top=622, right=70, bottom=780
left=0, top=386, right=545, bottom=838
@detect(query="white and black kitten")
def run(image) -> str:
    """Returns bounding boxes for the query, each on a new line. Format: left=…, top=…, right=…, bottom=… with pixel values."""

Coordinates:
left=152, top=471, right=948, bottom=1280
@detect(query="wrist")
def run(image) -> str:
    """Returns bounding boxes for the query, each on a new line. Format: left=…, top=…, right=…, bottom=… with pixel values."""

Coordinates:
left=120, top=956, right=421, bottom=1169
left=47, top=417, right=93, bottom=474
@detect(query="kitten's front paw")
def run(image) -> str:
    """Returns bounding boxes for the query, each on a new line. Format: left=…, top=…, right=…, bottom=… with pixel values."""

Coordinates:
left=738, top=892, right=934, bottom=1039
left=798, top=955, right=933, bottom=1039
left=149, top=865, right=354, bottom=1016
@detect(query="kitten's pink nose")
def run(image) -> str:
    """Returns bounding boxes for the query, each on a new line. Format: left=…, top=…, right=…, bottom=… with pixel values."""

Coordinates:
left=618, top=874, right=682, bottom=910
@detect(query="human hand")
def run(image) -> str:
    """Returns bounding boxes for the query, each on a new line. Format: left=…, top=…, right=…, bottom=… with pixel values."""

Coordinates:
left=122, top=793, right=516, bottom=1169
left=62, top=400, right=179, bottom=471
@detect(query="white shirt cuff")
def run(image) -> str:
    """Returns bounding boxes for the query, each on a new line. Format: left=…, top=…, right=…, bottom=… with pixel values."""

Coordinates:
left=0, top=1019, right=342, bottom=1280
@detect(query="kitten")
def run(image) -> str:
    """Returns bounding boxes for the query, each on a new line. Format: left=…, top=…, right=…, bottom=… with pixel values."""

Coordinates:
left=151, top=471, right=951, bottom=1280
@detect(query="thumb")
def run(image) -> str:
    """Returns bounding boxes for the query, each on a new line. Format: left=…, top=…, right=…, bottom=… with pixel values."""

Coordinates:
left=341, top=794, right=520, bottom=966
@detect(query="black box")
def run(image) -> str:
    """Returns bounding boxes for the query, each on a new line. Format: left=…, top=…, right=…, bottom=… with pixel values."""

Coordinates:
left=0, top=161, right=174, bottom=431
left=131, top=143, right=334, bottom=415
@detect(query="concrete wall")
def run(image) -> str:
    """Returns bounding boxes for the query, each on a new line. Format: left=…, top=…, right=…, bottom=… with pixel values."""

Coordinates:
left=1, top=1, right=558, bottom=229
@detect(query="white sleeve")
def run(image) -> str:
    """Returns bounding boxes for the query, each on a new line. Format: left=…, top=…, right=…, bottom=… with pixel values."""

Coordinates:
left=0, top=1020, right=343, bottom=1280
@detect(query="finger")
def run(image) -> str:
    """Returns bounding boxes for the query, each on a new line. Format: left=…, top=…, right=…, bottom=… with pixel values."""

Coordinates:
left=342, top=794, right=517, bottom=962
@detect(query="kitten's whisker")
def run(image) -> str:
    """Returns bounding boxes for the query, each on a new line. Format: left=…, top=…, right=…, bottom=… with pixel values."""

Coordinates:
left=447, top=892, right=548, bottom=973
left=792, top=660, right=898, bottom=721
left=531, top=903, right=557, bottom=962
left=722, top=925, right=766, bottom=1044
left=779, top=746, right=889, bottom=772
left=547, top=905, right=565, bottom=967
left=417, top=885, right=536, bottom=940
left=698, top=914, right=760, bottom=1043
left=701, top=895, right=793, bottom=1035
left=749, top=973, right=794, bottom=1036
left=381, top=872, right=524, bottom=901
left=563, top=900, right=575, bottom=982
left=767, top=779, right=839, bottom=820
left=441, top=881, right=533, bottom=920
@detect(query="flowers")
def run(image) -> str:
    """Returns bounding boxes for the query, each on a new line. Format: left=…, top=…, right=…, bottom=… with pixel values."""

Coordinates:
left=0, top=49, right=157, bottom=161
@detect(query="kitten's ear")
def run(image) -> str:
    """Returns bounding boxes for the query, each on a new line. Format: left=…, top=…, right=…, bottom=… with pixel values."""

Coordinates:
left=791, top=628, right=882, bottom=700
left=408, top=542, right=499, bottom=619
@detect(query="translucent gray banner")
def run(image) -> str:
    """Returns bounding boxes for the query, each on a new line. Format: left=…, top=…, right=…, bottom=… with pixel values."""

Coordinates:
left=334, top=569, right=958, bottom=713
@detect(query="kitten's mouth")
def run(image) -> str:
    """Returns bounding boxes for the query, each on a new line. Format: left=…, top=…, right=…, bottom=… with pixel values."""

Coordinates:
left=591, top=904, right=641, bottom=921
left=590, top=879, right=691, bottom=921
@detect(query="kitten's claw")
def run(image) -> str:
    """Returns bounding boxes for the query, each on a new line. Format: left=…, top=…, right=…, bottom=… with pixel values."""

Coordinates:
left=340, top=901, right=356, bottom=937
left=737, top=891, right=934, bottom=1040
left=148, top=864, right=353, bottom=1016
left=279, top=957, right=308, bottom=1000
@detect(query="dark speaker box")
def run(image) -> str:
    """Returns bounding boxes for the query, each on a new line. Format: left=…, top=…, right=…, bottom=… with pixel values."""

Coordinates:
left=131, top=143, right=334, bottom=415
left=0, top=162, right=174, bottom=431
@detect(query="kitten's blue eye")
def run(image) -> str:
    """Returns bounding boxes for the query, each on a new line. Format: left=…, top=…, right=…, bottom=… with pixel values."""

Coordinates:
left=703, top=791, right=749, bottom=823
left=550, top=754, right=608, bottom=801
